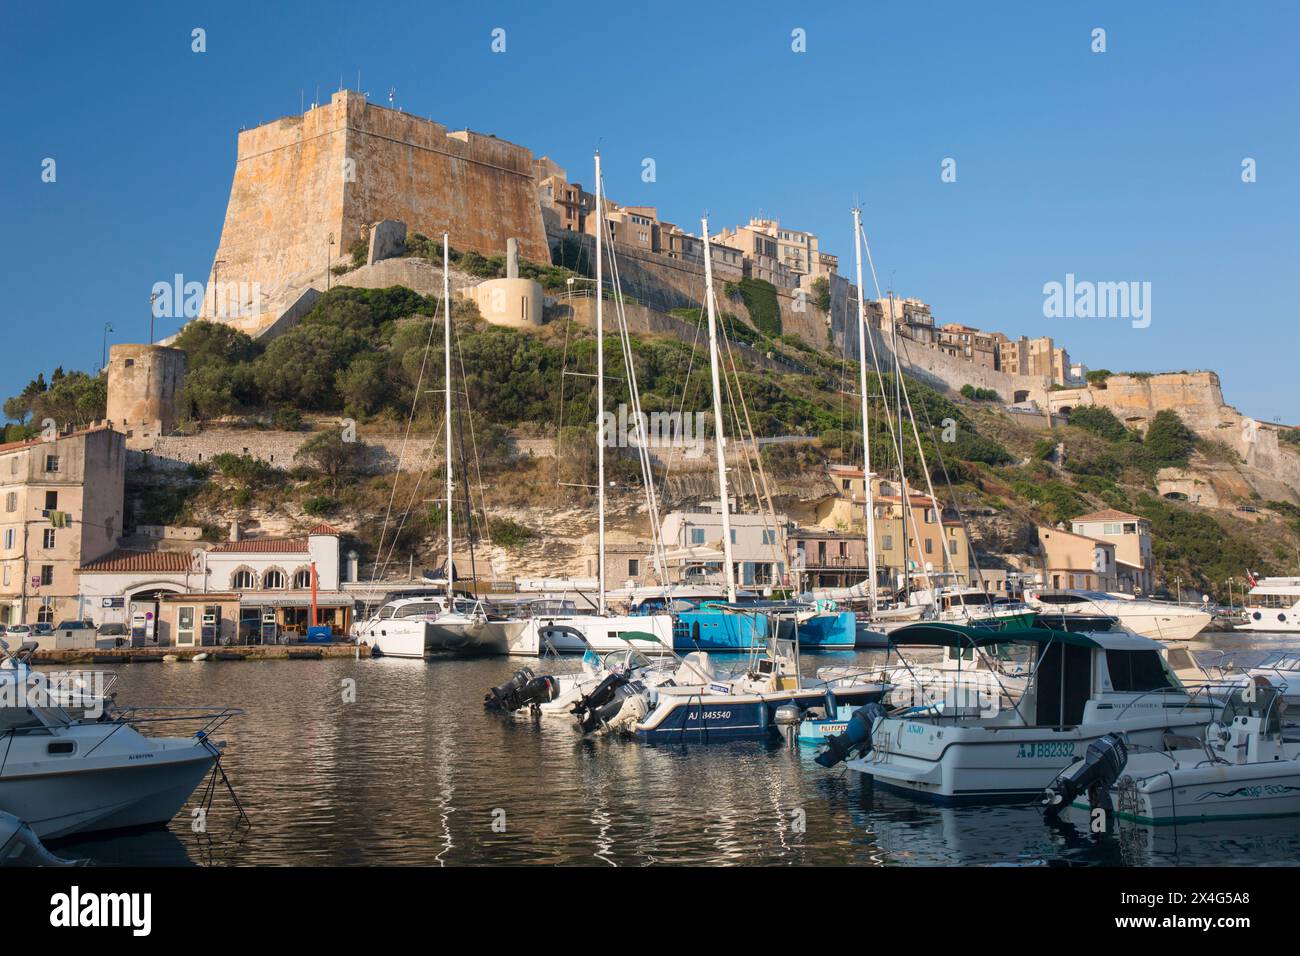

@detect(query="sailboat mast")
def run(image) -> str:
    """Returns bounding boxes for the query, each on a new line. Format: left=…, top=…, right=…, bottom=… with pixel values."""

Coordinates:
left=594, top=153, right=607, bottom=616
left=890, top=288, right=909, bottom=598
left=443, top=233, right=454, bottom=588
left=852, top=209, right=878, bottom=611
left=701, top=217, right=736, bottom=604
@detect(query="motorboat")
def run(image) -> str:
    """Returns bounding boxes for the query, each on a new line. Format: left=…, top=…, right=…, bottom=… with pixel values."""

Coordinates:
left=914, top=586, right=1038, bottom=630
left=819, top=621, right=1217, bottom=801
left=1046, top=684, right=1300, bottom=825
left=1238, top=576, right=1300, bottom=632
left=614, top=636, right=889, bottom=743
left=0, top=647, right=240, bottom=840
left=1025, top=587, right=1211, bottom=642
left=355, top=590, right=531, bottom=658
left=514, top=610, right=674, bottom=655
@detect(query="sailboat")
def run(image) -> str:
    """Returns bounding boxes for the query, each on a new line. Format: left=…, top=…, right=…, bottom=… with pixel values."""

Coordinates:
left=514, top=154, right=675, bottom=655
left=355, top=235, right=530, bottom=657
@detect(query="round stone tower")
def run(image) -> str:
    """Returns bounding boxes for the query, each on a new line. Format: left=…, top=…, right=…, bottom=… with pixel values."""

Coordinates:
left=106, top=344, right=188, bottom=449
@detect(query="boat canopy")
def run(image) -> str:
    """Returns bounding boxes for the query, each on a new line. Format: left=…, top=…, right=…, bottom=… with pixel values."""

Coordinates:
left=888, top=621, right=1155, bottom=650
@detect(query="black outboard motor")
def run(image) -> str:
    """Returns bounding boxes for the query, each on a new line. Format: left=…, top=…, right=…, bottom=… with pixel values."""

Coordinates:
left=1041, top=732, right=1128, bottom=821
left=570, top=672, right=629, bottom=720
left=485, top=668, right=559, bottom=712
left=814, top=702, right=888, bottom=768
left=580, top=696, right=627, bottom=735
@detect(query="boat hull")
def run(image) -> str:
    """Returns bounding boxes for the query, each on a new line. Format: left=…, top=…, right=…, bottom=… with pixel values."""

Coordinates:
left=635, top=684, right=885, bottom=743
left=851, top=709, right=1214, bottom=802
left=0, top=748, right=217, bottom=840
left=1068, top=758, right=1300, bottom=825
left=521, top=614, right=674, bottom=654
left=671, top=610, right=769, bottom=651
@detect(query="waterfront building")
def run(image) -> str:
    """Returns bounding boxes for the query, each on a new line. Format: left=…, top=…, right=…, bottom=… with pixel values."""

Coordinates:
left=1069, top=509, right=1154, bottom=594
left=0, top=425, right=125, bottom=627
left=1037, top=524, right=1119, bottom=591
left=809, top=466, right=971, bottom=588
left=76, top=523, right=353, bottom=643
left=659, top=507, right=789, bottom=588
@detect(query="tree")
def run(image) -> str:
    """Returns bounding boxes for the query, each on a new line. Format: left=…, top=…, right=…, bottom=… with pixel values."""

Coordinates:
left=295, top=430, right=365, bottom=491
left=1142, top=410, right=1196, bottom=468
left=1067, top=405, right=1128, bottom=441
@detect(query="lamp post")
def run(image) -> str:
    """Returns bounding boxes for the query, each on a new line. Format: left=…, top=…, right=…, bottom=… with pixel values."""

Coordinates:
left=326, top=233, right=335, bottom=291
left=101, top=322, right=114, bottom=372
left=148, top=292, right=161, bottom=345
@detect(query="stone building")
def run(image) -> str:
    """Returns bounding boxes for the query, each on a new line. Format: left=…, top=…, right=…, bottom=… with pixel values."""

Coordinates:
left=105, top=344, right=187, bottom=450
left=0, top=426, right=125, bottom=626
left=205, top=90, right=549, bottom=338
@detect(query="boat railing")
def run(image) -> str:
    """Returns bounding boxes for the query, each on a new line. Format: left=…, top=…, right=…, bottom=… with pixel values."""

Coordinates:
left=103, top=705, right=245, bottom=742
left=1111, top=682, right=1229, bottom=722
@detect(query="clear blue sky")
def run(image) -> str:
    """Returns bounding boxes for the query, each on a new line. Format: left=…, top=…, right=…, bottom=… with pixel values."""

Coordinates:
left=2, top=1, right=1296, bottom=422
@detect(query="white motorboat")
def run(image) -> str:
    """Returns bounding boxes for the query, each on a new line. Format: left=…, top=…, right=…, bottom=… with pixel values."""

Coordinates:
left=820, top=621, right=1217, bottom=801
left=1047, top=684, right=1300, bottom=825
left=355, top=591, right=531, bottom=658
left=0, top=651, right=240, bottom=840
left=1026, top=588, right=1211, bottom=642
left=514, top=611, right=675, bottom=655
left=1238, top=576, right=1300, bottom=632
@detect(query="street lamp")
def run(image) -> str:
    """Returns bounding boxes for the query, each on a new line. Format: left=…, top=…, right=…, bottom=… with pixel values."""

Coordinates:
left=101, top=322, right=114, bottom=372
left=148, top=292, right=161, bottom=345
left=326, top=233, right=335, bottom=291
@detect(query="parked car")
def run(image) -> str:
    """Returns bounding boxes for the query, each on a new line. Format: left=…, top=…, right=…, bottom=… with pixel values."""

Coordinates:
left=4, top=624, right=32, bottom=640
left=30, top=623, right=52, bottom=637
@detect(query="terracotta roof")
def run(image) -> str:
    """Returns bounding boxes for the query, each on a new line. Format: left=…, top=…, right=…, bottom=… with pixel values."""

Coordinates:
left=1073, top=509, right=1142, bottom=523
left=0, top=424, right=114, bottom=455
left=210, top=537, right=310, bottom=554
left=308, top=522, right=341, bottom=535
left=79, top=549, right=195, bottom=573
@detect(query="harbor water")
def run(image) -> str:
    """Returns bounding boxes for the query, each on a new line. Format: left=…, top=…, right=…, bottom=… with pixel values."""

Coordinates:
left=48, top=631, right=1300, bottom=867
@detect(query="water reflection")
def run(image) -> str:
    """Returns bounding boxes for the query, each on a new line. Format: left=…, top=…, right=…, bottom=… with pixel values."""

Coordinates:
left=32, top=632, right=1300, bottom=866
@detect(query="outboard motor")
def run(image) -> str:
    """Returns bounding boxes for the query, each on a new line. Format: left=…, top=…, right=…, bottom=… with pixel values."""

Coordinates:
left=485, top=668, right=559, bottom=712
left=1041, top=732, right=1128, bottom=822
left=570, top=671, right=629, bottom=720
left=815, top=702, right=888, bottom=768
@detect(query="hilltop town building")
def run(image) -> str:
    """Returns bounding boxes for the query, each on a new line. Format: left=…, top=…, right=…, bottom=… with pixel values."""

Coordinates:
left=0, top=426, right=125, bottom=626
left=659, top=507, right=790, bottom=588
left=104, top=344, right=188, bottom=451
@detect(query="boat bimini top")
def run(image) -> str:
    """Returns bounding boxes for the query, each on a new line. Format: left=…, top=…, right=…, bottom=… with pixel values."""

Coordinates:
left=885, top=621, right=1158, bottom=652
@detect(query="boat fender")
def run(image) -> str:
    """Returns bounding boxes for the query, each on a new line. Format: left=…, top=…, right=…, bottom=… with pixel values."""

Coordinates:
left=815, top=702, right=888, bottom=768
left=1040, top=732, right=1128, bottom=822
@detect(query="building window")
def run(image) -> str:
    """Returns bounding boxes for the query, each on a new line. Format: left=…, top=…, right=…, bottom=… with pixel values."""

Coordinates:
left=37, top=606, right=54, bottom=624
left=883, top=534, right=893, bottom=550
left=761, top=530, right=776, bottom=546
left=293, top=568, right=313, bottom=589
left=231, top=569, right=256, bottom=589
left=924, top=539, right=933, bottom=555
left=40, top=565, right=54, bottom=586
left=729, top=529, right=736, bottom=545
left=1, top=566, right=8, bottom=586
left=42, top=529, right=55, bottom=549
left=627, top=559, right=640, bottom=577
left=690, top=528, right=705, bottom=545
left=44, top=455, right=59, bottom=473
left=44, top=491, right=57, bottom=511
left=4, top=492, right=15, bottom=513
left=949, top=539, right=957, bottom=555
left=263, top=569, right=286, bottom=590
left=2, top=530, right=12, bottom=550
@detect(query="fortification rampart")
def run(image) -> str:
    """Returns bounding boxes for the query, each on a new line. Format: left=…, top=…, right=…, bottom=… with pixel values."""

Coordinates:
left=206, top=90, right=548, bottom=337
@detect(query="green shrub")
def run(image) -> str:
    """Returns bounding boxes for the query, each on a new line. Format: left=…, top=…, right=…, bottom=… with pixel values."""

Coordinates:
left=1066, top=405, right=1128, bottom=441
left=303, top=496, right=337, bottom=517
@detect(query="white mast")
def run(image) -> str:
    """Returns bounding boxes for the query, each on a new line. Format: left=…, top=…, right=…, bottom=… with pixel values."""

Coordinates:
left=852, top=208, right=879, bottom=612
left=701, top=217, right=737, bottom=604
left=594, top=153, right=607, bottom=616
left=443, top=234, right=454, bottom=589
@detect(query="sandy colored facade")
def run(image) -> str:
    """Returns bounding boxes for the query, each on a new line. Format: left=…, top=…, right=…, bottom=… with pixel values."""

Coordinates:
left=1037, top=524, right=1118, bottom=591
left=206, top=90, right=549, bottom=337
left=0, top=426, right=125, bottom=626
left=1070, top=509, right=1153, bottom=594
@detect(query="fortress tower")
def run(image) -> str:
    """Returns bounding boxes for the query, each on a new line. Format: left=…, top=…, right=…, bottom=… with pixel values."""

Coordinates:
left=105, top=344, right=188, bottom=450
left=204, top=90, right=550, bottom=337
